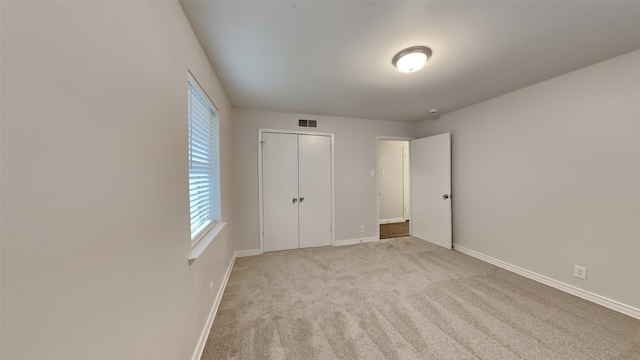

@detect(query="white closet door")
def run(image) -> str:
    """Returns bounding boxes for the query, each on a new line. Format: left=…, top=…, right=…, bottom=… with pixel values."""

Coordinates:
left=262, top=133, right=299, bottom=252
left=298, top=135, right=332, bottom=248
left=411, top=133, right=452, bottom=249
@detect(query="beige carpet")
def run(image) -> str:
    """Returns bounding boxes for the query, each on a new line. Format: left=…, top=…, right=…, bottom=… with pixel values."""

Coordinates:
left=202, top=237, right=640, bottom=360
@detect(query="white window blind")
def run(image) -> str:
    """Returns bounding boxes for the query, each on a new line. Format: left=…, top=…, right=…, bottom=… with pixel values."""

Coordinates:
left=188, top=76, right=220, bottom=242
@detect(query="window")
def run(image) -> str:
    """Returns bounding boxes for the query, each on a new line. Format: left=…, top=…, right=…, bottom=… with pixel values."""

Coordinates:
left=188, top=73, right=220, bottom=243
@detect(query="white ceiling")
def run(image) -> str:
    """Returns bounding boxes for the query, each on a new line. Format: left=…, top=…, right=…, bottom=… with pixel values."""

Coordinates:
left=180, top=1, right=640, bottom=122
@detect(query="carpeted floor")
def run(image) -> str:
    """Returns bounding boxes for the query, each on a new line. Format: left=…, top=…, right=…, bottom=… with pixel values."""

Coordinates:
left=202, top=237, right=640, bottom=360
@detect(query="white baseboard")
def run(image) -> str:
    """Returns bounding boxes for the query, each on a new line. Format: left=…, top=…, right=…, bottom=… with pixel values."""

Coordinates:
left=191, top=251, right=238, bottom=360
left=334, top=236, right=378, bottom=246
left=454, top=244, right=640, bottom=320
left=236, top=249, right=260, bottom=257
left=379, top=218, right=406, bottom=224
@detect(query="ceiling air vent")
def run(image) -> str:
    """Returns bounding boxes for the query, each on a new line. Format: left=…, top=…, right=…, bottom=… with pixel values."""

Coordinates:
left=298, top=119, right=317, bottom=128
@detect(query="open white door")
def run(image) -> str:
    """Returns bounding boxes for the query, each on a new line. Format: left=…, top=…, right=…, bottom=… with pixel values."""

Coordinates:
left=410, top=133, right=452, bottom=249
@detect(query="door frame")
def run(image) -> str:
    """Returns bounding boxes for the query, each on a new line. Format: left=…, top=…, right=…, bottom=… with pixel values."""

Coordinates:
left=375, top=136, right=414, bottom=240
left=258, top=128, right=335, bottom=254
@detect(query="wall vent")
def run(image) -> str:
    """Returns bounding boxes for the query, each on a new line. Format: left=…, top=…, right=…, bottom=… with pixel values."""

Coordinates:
left=298, top=119, right=318, bottom=128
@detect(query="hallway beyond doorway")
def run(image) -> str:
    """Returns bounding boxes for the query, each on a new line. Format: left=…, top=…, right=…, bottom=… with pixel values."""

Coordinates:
left=380, top=220, right=409, bottom=239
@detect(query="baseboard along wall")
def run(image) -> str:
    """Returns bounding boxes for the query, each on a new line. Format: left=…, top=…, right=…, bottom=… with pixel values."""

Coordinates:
left=378, top=218, right=406, bottom=224
left=191, top=248, right=262, bottom=360
left=334, top=236, right=379, bottom=246
left=453, top=244, right=640, bottom=320
left=235, top=249, right=261, bottom=257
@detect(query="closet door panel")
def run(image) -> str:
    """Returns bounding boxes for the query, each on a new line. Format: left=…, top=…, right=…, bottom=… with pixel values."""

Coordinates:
left=298, top=135, right=332, bottom=248
left=262, top=133, right=299, bottom=252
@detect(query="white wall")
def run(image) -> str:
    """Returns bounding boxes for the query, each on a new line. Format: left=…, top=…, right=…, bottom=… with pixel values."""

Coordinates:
left=232, top=109, right=415, bottom=250
left=1, top=2, right=236, bottom=359
left=415, top=50, right=640, bottom=309
left=378, top=140, right=407, bottom=222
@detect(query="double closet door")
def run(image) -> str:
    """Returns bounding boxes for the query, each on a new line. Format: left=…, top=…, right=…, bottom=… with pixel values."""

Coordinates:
left=261, top=132, right=332, bottom=252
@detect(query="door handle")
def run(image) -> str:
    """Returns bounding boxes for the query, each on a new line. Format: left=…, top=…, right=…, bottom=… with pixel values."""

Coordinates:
left=443, top=194, right=450, bottom=199
left=292, top=198, right=298, bottom=204
left=299, top=197, right=305, bottom=203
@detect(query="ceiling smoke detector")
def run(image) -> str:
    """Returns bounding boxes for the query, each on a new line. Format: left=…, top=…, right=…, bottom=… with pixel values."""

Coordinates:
left=392, top=46, right=432, bottom=73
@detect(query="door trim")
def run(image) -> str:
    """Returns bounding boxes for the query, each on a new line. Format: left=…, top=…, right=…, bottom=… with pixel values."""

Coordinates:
left=375, top=136, right=414, bottom=240
left=258, top=128, right=335, bottom=254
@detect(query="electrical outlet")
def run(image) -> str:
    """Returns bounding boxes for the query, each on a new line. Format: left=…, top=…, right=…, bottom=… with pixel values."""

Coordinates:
left=574, top=265, right=587, bottom=280
left=360, top=225, right=365, bottom=233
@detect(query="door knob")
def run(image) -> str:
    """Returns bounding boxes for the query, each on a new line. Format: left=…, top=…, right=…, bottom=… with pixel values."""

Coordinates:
left=292, top=198, right=298, bottom=204
left=443, top=194, right=450, bottom=199
left=299, top=197, right=305, bottom=203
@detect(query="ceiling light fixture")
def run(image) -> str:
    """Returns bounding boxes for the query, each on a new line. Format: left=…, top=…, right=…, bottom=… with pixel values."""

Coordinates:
left=392, top=46, right=432, bottom=73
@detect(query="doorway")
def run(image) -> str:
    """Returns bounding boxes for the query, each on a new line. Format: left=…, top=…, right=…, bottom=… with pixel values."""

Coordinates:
left=377, top=139, right=411, bottom=239
left=376, top=133, right=452, bottom=248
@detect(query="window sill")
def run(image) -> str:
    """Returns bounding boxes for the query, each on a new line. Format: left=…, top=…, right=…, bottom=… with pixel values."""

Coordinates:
left=188, top=222, right=226, bottom=266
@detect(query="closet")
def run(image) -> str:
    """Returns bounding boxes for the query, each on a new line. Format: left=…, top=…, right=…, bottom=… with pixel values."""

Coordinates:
left=260, top=131, right=333, bottom=252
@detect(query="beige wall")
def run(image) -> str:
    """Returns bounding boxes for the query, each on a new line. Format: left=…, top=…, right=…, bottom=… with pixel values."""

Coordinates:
left=378, top=140, right=408, bottom=222
left=231, top=109, right=415, bottom=250
left=1, top=2, right=236, bottom=359
left=415, top=49, right=640, bottom=309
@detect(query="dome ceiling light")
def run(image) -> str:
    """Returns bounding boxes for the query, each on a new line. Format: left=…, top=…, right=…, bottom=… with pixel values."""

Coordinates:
left=392, top=46, right=432, bottom=73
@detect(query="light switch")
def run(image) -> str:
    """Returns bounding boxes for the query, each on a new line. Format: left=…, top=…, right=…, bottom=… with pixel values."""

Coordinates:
left=370, top=170, right=375, bottom=177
